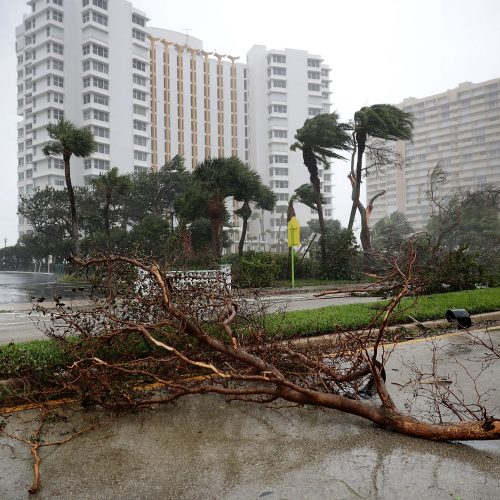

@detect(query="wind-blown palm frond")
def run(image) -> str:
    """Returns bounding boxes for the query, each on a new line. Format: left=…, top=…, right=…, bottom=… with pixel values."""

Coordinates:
left=354, top=104, right=414, bottom=142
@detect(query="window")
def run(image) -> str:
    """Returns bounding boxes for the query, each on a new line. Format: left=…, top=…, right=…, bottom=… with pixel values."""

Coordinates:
left=53, top=158, right=64, bottom=169
left=276, top=193, right=288, bottom=201
left=321, top=68, right=329, bottom=77
left=96, top=143, right=110, bottom=154
left=323, top=185, right=331, bottom=193
left=133, top=74, right=147, bottom=86
left=134, top=150, right=148, bottom=161
left=269, top=129, right=287, bottom=139
left=52, top=108, right=64, bottom=120
left=94, top=159, right=109, bottom=170
left=132, top=59, right=146, bottom=72
left=53, top=0, right=63, bottom=5
left=133, top=104, right=147, bottom=116
left=92, top=11, right=108, bottom=26
left=132, top=29, right=145, bottom=42
left=18, top=55, right=23, bottom=64
left=134, top=135, right=147, bottom=146
left=83, top=76, right=91, bottom=88
left=85, top=158, right=109, bottom=170
left=93, top=76, right=108, bottom=90
left=91, top=125, right=109, bottom=138
left=308, top=83, right=320, bottom=91
left=270, top=167, right=288, bottom=176
left=83, top=60, right=91, bottom=72
left=133, top=89, right=146, bottom=101
left=54, top=177, right=65, bottom=186
left=308, top=71, right=320, bottom=79
left=17, top=69, right=23, bottom=78
left=83, top=0, right=89, bottom=5
left=307, top=58, right=320, bottom=67
left=268, top=54, right=286, bottom=64
left=82, top=11, right=90, bottom=22
left=133, top=120, right=147, bottom=131
left=94, top=93, right=108, bottom=105
left=272, top=79, right=286, bottom=89
left=52, top=10, right=63, bottom=22
left=53, top=76, right=64, bottom=87
left=93, top=0, right=108, bottom=9
left=132, top=13, right=146, bottom=26
left=272, top=67, right=286, bottom=76
left=134, top=165, right=149, bottom=175
left=53, top=59, right=64, bottom=71
left=308, top=107, right=321, bottom=116
left=53, top=43, right=63, bottom=55
left=269, top=155, right=288, bottom=164
left=268, top=104, right=287, bottom=114
left=272, top=180, right=288, bottom=189
left=94, top=109, right=109, bottom=122
left=86, top=43, right=108, bottom=58
left=92, top=60, right=109, bottom=73
left=83, top=93, right=91, bottom=104
left=324, top=174, right=331, bottom=182
left=18, top=172, right=25, bottom=181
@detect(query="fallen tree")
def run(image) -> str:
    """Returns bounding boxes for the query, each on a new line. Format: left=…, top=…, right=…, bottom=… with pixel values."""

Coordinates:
left=20, top=248, right=498, bottom=442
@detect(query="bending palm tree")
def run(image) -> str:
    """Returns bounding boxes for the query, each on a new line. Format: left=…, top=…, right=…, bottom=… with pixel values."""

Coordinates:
left=347, top=104, right=414, bottom=238
left=43, top=120, right=96, bottom=256
left=291, top=113, right=351, bottom=263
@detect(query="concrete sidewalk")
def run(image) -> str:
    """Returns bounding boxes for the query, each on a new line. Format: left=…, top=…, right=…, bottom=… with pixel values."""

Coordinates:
left=1, top=330, right=499, bottom=499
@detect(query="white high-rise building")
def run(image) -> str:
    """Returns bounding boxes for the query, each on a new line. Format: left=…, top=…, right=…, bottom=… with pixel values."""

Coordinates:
left=246, top=46, right=333, bottom=246
left=15, top=1, right=333, bottom=244
left=16, top=0, right=150, bottom=235
left=366, top=78, right=500, bottom=230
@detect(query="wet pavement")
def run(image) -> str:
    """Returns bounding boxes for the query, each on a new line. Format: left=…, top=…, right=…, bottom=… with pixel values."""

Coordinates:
left=1, top=330, right=499, bottom=499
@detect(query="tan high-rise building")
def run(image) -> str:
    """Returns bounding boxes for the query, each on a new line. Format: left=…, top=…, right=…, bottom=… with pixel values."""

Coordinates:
left=366, top=78, right=500, bottom=230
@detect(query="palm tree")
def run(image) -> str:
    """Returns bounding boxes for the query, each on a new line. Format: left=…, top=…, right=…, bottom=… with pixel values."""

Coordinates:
left=234, top=170, right=275, bottom=256
left=42, top=119, right=96, bottom=256
left=347, top=105, right=414, bottom=235
left=92, top=168, right=132, bottom=250
left=290, top=113, right=351, bottom=263
left=192, top=157, right=261, bottom=258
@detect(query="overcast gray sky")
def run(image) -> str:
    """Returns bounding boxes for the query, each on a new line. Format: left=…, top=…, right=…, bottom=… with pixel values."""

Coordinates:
left=2, top=0, right=499, bottom=245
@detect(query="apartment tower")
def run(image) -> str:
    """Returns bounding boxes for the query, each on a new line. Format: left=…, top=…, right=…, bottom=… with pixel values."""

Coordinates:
left=366, top=78, right=500, bottom=230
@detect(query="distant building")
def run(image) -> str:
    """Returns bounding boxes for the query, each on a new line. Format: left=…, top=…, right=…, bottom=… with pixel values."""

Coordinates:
left=366, top=78, right=500, bottom=230
left=15, top=0, right=333, bottom=244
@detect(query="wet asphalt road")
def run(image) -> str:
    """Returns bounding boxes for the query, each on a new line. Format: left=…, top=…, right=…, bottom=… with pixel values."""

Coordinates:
left=1, top=330, right=499, bottom=499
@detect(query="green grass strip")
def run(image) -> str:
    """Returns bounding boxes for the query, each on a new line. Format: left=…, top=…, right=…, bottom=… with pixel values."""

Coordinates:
left=264, top=287, right=500, bottom=339
left=1, top=288, right=499, bottom=379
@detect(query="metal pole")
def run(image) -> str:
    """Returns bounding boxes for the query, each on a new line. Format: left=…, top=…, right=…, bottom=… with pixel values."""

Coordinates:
left=291, top=226, right=295, bottom=289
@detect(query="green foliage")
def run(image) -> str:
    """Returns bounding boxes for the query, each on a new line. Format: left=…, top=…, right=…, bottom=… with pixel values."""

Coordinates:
left=0, top=340, right=69, bottom=380
left=224, top=252, right=280, bottom=288
left=372, top=211, right=414, bottom=252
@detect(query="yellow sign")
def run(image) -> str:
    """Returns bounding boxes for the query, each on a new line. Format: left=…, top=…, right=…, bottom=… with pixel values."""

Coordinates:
left=287, top=216, right=300, bottom=247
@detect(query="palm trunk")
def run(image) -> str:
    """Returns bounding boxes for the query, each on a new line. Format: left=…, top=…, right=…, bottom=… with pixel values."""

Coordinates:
left=303, top=147, right=326, bottom=263
left=208, top=198, right=224, bottom=259
left=238, top=216, right=248, bottom=256
left=63, top=153, right=80, bottom=256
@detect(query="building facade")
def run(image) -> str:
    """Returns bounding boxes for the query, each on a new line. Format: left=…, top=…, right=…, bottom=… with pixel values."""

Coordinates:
left=16, top=0, right=333, bottom=243
left=246, top=46, right=333, bottom=247
left=366, top=78, right=500, bottom=230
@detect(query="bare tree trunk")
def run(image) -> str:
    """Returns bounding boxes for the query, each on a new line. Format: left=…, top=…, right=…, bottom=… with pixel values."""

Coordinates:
left=303, top=147, right=326, bottom=264
left=347, top=133, right=365, bottom=233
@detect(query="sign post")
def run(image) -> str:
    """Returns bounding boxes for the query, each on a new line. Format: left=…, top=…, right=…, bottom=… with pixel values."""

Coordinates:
left=287, top=216, right=300, bottom=289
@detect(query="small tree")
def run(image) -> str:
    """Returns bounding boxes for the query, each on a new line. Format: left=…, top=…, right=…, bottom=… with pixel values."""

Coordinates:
left=347, top=105, right=414, bottom=262
left=42, top=120, right=96, bottom=256
left=92, top=168, right=132, bottom=251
